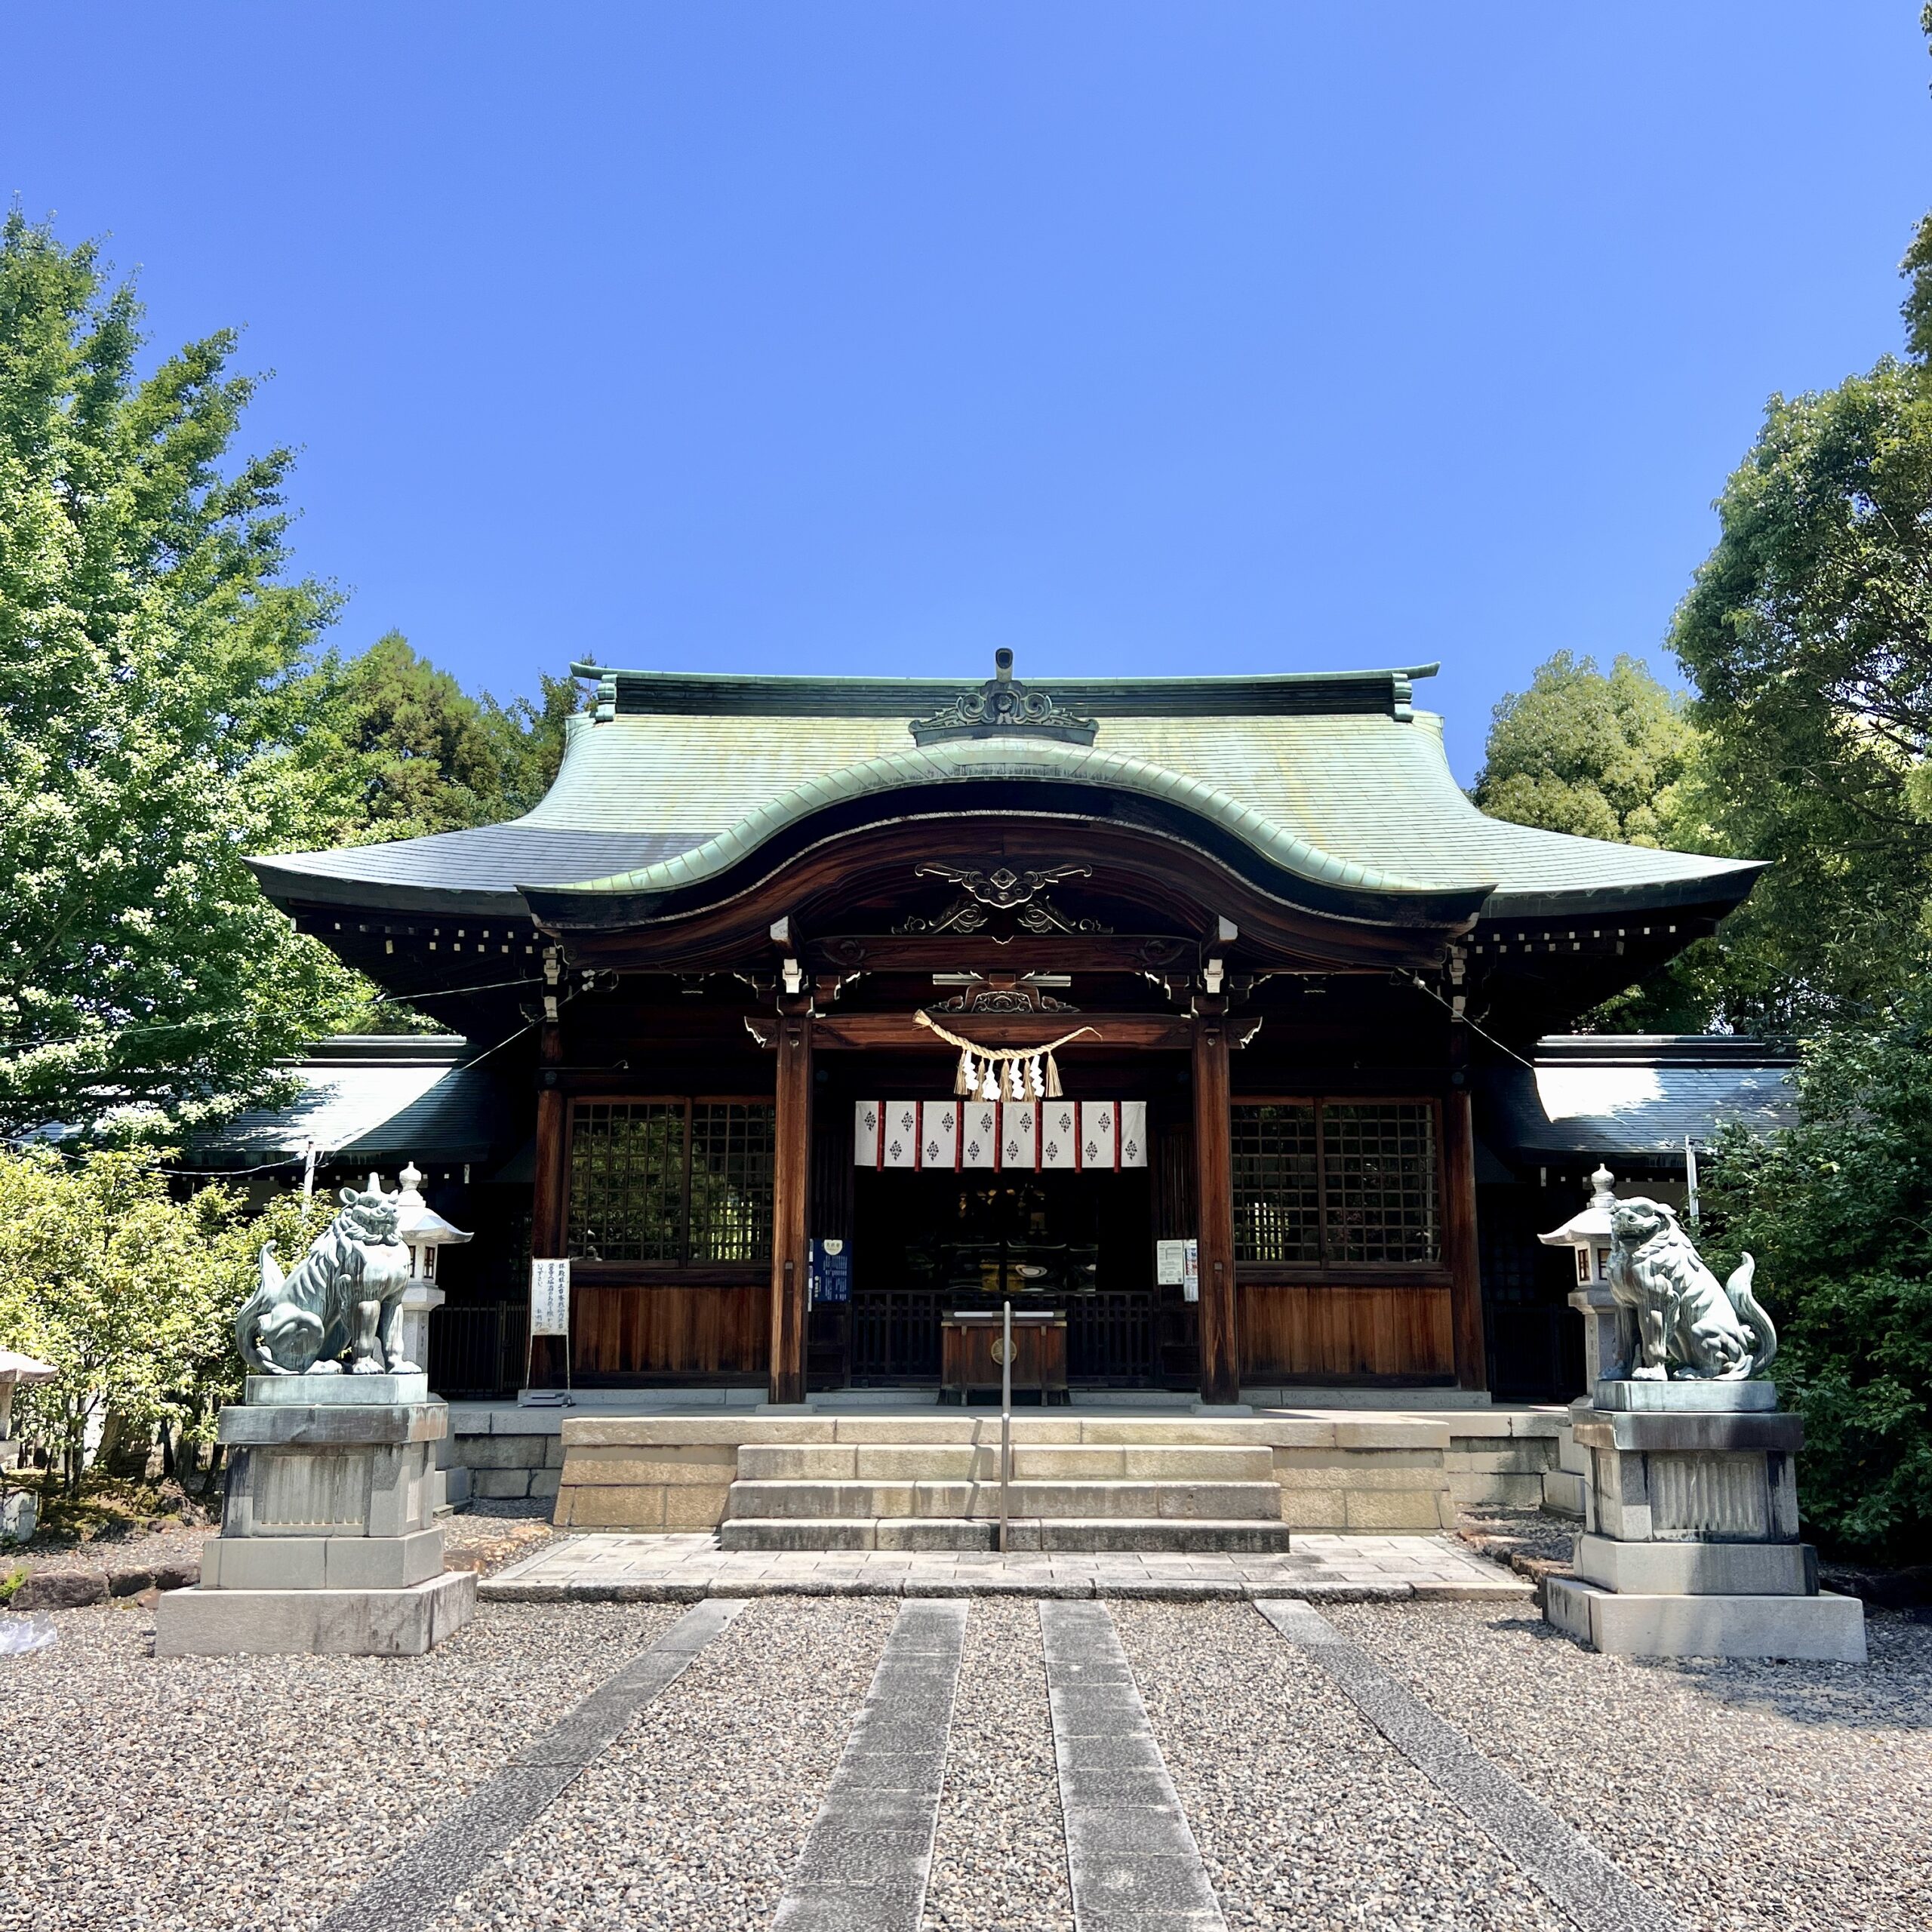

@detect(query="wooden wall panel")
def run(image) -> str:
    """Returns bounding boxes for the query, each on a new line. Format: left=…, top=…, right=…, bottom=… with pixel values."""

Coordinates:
left=1237, top=1283, right=1454, bottom=1382
left=574, top=1284, right=771, bottom=1380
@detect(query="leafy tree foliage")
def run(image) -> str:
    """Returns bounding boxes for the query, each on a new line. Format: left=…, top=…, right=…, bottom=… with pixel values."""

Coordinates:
left=1473, top=651, right=1700, bottom=847
left=1472, top=651, right=1733, bottom=1030
left=0, top=1147, right=334, bottom=1489
left=1701, top=996, right=1932, bottom=1561
left=309, top=631, right=578, bottom=844
left=0, top=212, right=367, bottom=1138
left=1671, top=355, right=1932, bottom=1030
left=0, top=215, right=577, bottom=1128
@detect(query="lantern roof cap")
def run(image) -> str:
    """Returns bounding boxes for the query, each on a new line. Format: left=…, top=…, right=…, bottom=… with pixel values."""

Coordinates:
left=1538, top=1164, right=1617, bottom=1247
left=393, top=1158, right=472, bottom=1245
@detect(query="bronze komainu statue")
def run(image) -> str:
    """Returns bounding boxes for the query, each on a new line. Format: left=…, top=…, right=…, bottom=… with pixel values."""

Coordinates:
left=1607, top=1197, right=1776, bottom=1382
left=235, top=1179, right=417, bottom=1377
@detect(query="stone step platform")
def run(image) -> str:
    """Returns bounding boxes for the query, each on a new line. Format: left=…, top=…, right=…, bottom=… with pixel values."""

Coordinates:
left=725, top=1475, right=1285, bottom=1522
left=734, top=1441, right=1277, bottom=1481
left=546, top=1408, right=1492, bottom=1534
left=717, top=1515, right=1296, bottom=1552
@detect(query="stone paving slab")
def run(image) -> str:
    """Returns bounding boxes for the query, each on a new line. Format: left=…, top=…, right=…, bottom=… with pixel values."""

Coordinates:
left=479, top=1531, right=1529, bottom=1604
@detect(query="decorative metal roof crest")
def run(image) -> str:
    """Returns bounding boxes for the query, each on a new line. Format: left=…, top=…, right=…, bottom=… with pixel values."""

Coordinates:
left=909, top=649, right=1099, bottom=746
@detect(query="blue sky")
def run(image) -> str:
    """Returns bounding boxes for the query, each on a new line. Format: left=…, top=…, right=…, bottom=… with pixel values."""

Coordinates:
left=6, top=5, right=1928, bottom=778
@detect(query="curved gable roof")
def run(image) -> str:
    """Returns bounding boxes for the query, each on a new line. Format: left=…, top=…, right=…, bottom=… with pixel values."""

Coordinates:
left=249, top=663, right=1761, bottom=922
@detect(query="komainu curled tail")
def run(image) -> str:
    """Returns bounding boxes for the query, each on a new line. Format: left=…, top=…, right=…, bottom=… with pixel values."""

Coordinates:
left=1725, top=1251, right=1777, bottom=1378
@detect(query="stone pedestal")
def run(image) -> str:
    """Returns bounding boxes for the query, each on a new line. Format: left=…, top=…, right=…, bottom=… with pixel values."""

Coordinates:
left=1544, top=1386, right=1865, bottom=1662
left=155, top=1386, right=475, bottom=1657
left=398, top=1283, right=444, bottom=1377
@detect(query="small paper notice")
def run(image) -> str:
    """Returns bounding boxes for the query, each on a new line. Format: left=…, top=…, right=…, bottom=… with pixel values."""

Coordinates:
left=1156, top=1239, right=1188, bottom=1287
left=530, top=1258, right=572, bottom=1337
left=1182, top=1239, right=1200, bottom=1304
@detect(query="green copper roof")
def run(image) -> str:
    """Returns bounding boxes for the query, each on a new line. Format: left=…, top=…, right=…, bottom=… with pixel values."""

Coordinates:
left=250, top=658, right=1764, bottom=922
left=545, top=735, right=1458, bottom=904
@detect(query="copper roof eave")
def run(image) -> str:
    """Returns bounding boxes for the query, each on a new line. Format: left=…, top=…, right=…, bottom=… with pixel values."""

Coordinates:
left=1475, top=861, right=1767, bottom=923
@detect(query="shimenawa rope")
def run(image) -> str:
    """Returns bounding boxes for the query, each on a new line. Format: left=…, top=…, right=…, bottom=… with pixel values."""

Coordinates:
left=912, top=1011, right=1100, bottom=1101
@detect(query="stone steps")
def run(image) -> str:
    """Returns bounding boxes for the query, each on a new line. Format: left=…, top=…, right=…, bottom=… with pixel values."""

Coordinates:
left=735, top=1442, right=1276, bottom=1482
left=721, top=1434, right=1289, bottom=1550
left=717, top=1515, right=1296, bottom=1553
left=725, top=1476, right=1284, bottom=1521
left=546, top=1409, right=1475, bottom=1535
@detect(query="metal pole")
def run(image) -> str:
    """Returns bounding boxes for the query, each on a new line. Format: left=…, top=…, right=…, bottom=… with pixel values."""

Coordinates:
left=999, top=1298, right=1012, bottom=1555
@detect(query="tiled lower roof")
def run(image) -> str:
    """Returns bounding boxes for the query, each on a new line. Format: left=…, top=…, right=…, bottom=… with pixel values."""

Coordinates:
left=1485, top=1040, right=1797, bottom=1158
left=194, top=1040, right=515, bottom=1164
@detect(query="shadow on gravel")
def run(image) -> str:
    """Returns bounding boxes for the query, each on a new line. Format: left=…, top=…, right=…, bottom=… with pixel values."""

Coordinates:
left=1480, top=1599, right=1932, bottom=1732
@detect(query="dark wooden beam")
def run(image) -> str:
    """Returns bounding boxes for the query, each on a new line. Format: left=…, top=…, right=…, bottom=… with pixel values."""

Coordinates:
left=1192, top=1005, right=1239, bottom=1404
left=530, top=1016, right=569, bottom=1388
left=1441, top=1086, right=1487, bottom=1392
left=536, top=815, right=1481, bottom=974
left=768, top=1001, right=813, bottom=1404
left=809, top=1011, right=1198, bottom=1051
left=802, top=934, right=1201, bottom=977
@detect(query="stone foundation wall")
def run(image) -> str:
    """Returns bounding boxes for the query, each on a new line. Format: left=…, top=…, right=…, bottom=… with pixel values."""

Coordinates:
left=445, top=1407, right=565, bottom=1503
left=1442, top=1411, right=1572, bottom=1513
left=545, top=1414, right=1478, bottom=1535
left=444, top=1404, right=1577, bottom=1534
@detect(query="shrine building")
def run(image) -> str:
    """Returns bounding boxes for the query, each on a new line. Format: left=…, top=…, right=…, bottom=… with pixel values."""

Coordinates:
left=243, top=652, right=1764, bottom=1408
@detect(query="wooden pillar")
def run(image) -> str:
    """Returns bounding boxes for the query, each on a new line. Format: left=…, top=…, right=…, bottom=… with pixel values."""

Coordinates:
left=1192, top=1007, right=1239, bottom=1404
left=1442, top=1085, right=1487, bottom=1392
left=768, top=1005, right=813, bottom=1404
left=530, top=1016, right=568, bottom=1386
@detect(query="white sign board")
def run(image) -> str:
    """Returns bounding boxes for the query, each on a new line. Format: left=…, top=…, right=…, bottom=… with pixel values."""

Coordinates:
left=1155, top=1239, right=1189, bottom=1287
left=1182, top=1239, right=1200, bottom=1304
left=530, top=1258, right=572, bottom=1337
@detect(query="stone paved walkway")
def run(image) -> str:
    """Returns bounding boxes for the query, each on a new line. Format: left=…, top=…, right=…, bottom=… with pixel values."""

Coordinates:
left=481, top=1531, right=1529, bottom=1603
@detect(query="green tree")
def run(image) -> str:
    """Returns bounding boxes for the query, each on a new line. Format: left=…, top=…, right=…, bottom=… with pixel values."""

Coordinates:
left=303, top=632, right=580, bottom=844
left=0, top=211, right=365, bottom=1138
left=1474, top=651, right=1733, bottom=1029
left=1671, top=355, right=1932, bottom=1030
left=1474, top=651, right=1700, bottom=845
left=1701, top=995, right=1932, bottom=1561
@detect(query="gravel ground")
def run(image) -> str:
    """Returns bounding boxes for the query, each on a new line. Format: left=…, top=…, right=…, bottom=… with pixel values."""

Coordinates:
left=435, top=1596, right=898, bottom=1932
left=1331, top=1600, right=1932, bottom=1932
left=921, top=1599, right=1075, bottom=1932
left=12, top=1589, right=1927, bottom=1932
left=5, top=1497, right=555, bottom=1595
left=442, top=1501, right=558, bottom=1577
left=0, top=1599, right=679, bottom=1932
left=6, top=1509, right=212, bottom=1580
left=1455, top=1506, right=1577, bottom=1569
left=1112, top=1599, right=1570, bottom=1930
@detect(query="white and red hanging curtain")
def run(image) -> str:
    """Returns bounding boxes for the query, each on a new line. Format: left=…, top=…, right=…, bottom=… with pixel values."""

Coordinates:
left=854, top=1099, right=1147, bottom=1171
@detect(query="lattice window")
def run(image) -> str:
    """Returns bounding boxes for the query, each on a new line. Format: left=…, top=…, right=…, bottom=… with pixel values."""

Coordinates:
left=1231, top=1104, right=1320, bottom=1263
left=690, top=1103, right=776, bottom=1262
left=567, top=1100, right=776, bottom=1264
left=1231, top=1100, right=1440, bottom=1267
left=1321, top=1103, right=1438, bottom=1263
left=568, top=1103, right=685, bottom=1262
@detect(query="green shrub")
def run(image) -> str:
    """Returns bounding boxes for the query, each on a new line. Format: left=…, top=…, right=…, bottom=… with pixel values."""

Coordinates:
left=0, top=1149, right=335, bottom=1491
left=1703, top=998, right=1932, bottom=1561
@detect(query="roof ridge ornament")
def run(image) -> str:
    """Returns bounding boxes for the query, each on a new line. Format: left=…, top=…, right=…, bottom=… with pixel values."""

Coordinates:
left=909, top=649, right=1099, bottom=746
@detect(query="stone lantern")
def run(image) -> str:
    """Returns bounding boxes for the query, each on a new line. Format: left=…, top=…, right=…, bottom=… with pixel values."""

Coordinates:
left=1537, top=1164, right=1625, bottom=1385
left=391, top=1160, right=472, bottom=1373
